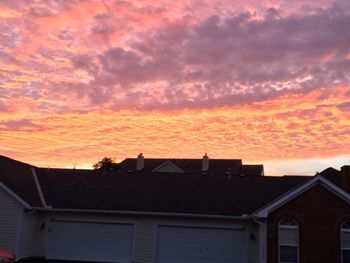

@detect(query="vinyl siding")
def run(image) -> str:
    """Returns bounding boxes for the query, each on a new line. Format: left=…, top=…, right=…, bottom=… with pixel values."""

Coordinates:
left=246, top=223, right=259, bottom=263
left=19, top=213, right=43, bottom=258
left=0, top=186, right=23, bottom=255
left=39, top=212, right=259, bottom=263
left=134, top=219, right=154, bottom=263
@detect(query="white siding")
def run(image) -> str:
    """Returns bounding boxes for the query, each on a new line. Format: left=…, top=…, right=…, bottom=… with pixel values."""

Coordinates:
left=134, top=220, right=154, bottom=263
left=0, top=186, right=23, bottom=255
left=39, top=213, right=258, bottom=263
left=247, top=223, right=259, bottom=263
left=19, top=213, right=41, bottom=258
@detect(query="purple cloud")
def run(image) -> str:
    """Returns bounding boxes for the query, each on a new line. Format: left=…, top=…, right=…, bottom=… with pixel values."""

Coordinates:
left=64, top=2, right=350, bottom=110
left=0, top=100, right=8, bottom=112
left=0, top=119, right=44, bottom=131
left=337, top=102, right=350, bottom=111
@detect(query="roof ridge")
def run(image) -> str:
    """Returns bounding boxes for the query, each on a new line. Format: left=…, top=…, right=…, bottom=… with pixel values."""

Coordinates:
left=0, top=155, right=35, bottom=167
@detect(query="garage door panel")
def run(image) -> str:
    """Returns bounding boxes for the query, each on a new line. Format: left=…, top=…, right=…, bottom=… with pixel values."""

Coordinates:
left=47, top=221, right=133, bottom=262
left=156, top=226, right=246, bottom=263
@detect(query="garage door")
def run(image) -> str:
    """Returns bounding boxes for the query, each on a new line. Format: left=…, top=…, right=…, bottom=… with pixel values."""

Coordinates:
left=47, top=220, right=133, bottom=262
left=156, top=226, right=246, bottom=263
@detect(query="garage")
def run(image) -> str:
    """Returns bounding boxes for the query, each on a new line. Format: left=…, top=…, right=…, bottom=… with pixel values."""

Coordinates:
left=47, top=220, right=134, bottom=262
left=156, top=225, right=246, bottom=263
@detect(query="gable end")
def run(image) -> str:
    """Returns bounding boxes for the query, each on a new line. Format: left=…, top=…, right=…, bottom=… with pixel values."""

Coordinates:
left=152, top=161, right=185, bottom=173
left=253, top=176, right=350, bottom=218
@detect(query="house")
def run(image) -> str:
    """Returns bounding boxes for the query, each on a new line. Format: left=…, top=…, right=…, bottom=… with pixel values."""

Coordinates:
left=0, top=154, right=349, bottom=263
left=119, top=153, right=264, bottom=176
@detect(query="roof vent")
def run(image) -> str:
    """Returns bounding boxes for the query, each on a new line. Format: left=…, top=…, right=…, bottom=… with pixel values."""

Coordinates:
left=226, top=168, right=232, bottom=180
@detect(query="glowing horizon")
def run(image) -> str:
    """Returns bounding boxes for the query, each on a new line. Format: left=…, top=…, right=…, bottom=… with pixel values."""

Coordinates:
left=0, top=0, right=349, bottom=175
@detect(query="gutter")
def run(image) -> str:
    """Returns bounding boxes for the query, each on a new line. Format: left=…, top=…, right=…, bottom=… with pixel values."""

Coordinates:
left=31, top=207, right=252, bottom=220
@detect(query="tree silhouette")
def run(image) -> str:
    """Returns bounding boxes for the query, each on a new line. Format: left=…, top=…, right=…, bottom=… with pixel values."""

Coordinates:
left=93, top=157, right=120, bottom=171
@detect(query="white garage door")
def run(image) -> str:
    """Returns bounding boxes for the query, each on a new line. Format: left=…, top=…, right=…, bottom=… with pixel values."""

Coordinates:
left=47, top=220, right=133, bottom=262
left=156, top=226, right=246, bottom=263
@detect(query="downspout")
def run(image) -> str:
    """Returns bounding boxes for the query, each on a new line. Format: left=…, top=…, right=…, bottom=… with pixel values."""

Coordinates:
left=253, top=216, right=267, bottom=263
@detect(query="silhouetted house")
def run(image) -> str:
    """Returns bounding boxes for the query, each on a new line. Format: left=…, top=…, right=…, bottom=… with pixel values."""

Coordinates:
left=120, top=153, right=264, bottom=176
left=0, top=154, right=349, bottom=263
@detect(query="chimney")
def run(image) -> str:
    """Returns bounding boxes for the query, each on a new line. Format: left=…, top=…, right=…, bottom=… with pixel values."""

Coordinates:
left=202, top=153, right=209, bottom=173
left=341, top=165, right=350, bottom=192
left=136, top=153, right=144, bottom=170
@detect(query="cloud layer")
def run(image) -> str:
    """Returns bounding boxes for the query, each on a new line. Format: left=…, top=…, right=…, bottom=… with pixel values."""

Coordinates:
left=0, top=0, right=349, bottom=174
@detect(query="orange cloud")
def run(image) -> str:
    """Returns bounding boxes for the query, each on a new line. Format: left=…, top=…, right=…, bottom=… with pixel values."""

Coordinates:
left=1, top=86, right=349, bottom=171
left=0, top=0, right=349, bottom=175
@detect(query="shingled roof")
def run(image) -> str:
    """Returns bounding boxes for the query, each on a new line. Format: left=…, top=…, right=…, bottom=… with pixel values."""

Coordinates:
left=0, top=155, right=42, bottom=207
left=119, top=158, right=264, bottom=176
left=0, top=155, right=342, bottom=217
left=33, top=169, right=309, bottom=216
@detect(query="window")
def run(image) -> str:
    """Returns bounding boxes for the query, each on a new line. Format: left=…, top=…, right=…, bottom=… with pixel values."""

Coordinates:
left=341, top=221, right=350, bottom=263
left=279, top=217, right=298, bottom=263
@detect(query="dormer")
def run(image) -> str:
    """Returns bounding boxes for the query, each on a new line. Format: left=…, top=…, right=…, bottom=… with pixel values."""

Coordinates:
left=152, top=161, right=185, bottom=173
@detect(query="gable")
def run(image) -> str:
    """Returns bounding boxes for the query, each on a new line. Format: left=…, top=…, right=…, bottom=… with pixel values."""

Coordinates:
left=152, top=161, right=185, bottom=173
left=266, top=183, right=350, bottom=263
left=271, top=183, right=350, bottom=215
left=253, top=176, right=350, bottom=218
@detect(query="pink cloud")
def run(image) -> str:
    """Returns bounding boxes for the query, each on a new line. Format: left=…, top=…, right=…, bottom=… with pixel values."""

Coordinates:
left=0, top=0, right=349, bottom=172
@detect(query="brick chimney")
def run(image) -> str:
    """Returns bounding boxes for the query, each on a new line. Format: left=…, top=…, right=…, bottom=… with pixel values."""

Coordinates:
left=202, top=153, right=209, bottom=172
left=341, top=165, right=350, bottom=192
left=136, top=153, right=144, bottom=170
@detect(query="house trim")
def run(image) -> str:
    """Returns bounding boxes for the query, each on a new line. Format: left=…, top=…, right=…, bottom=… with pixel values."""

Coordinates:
left=32, top=207, right=250, bottom=220
left=253, top=217, right=267, bottom=263
left=253, top=175, right=350, bottom=218
left=0, top=180, right=31, bottom=209
left=31, top=168, right=48, bottom=208
left=152, top=161, right=185, bottom=173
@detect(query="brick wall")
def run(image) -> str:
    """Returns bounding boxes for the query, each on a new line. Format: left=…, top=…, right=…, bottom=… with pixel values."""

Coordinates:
left=267, top=184, right=350, bottom=263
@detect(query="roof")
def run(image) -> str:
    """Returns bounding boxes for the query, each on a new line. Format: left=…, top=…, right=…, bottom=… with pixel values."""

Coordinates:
left=0, top=156, right=42, bottom=207
left=254, top=172, right=350, bottom=217
left=0, top=155, right=343, bottom=217
left=120, top=158, right=263, bottom=176
left=319, top=167, right=341, bottom=186
left=238, top=165, right=264, bottom=176
left=32, top=168, right=309, bottom=216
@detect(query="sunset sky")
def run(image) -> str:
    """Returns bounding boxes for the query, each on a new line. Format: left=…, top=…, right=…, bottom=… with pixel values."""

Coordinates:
left=0, top=0, right=349, bottom=175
